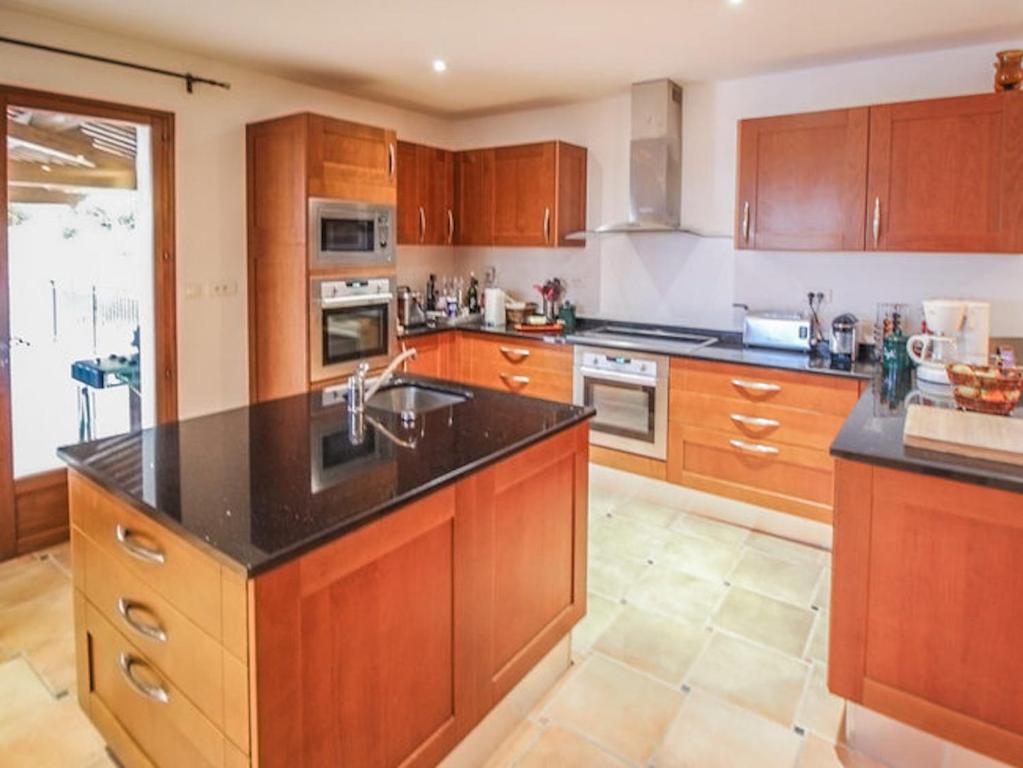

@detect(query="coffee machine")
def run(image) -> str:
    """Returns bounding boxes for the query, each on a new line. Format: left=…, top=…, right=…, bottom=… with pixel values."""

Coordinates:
left=907, top=299, right=990, bottom=384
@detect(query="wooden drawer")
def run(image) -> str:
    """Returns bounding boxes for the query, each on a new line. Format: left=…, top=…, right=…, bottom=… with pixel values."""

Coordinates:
left=671, top=358, right=859, bottom=416
left=463, top=334, right=572, bottom=374
left=673, top=390, right=846, bottom=451
left=76, top=531, right=249, bottom=753
left=69, top=473, right=247, bottom=657
left=82, top=599, right=239, bottom=768
left=674, top=424, right=834, bottom=509
left=469, top=367, right=572, bottom=403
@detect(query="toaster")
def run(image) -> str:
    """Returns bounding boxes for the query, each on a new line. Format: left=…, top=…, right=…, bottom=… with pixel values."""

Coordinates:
left=743, top=311, right=812, bottom=352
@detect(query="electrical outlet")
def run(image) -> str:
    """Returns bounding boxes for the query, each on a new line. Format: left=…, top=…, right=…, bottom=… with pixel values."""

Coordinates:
left=210, top=281, right=238, bottom=298
left=819, top=289, right=833, bottom=304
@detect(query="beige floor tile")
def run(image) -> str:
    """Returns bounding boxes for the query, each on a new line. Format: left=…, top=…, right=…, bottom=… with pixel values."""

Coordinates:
left=543, top=654, right=683, bottom=765
left=813, top=568, right=831, bottom=611
left=23, top=632, right=76, bottom=697
left=42, top=544, right=72, bottom=578
left=514, top=725, right=629, bottom=768
left=594, top=606, right=708, bottom=686
left=654, top=688, right=803, bottom=768
left=687, top=632, right=810, bottom=726
left=0, top=656, right=52, bottom=722
left=588, top=551, right=649, bottom=601
left=572, top=593, right=622, bottom=656
left=657, top=530, right=742, bottom=582
left=480, top=719, right=543, bottom=768
left=590, top=514, right=663, bottom=562
left=614, top=497, right=683, bottom=528
left=747, top=531, right=827, bottom=566
left=0, top=582, right=73, bottom=656
left=729, top=548, right=823, bottom=607
left=712, top=587, right=815, bottom=658
left=796, top=662, right=845, bottom=743
left=670, top=512, right=751, bottom=547
left=797, top=734, right=887, bottom=768
left=807, top=611, right=829, bottom=664
left=0, top=688, right=108, bottom=768
left=0, top=556, right=68, bottom=607
left=625, top=566, right=726, bottom=626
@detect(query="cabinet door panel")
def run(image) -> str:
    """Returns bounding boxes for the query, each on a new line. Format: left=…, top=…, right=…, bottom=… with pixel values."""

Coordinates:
left=454, top=150, right=494, bottom=245
left=736, top=108, right=868, bottom=250
left=421, top=145, right=454, bottom=245
left=396, top=140, right=420, bottom=244
left=867, top=93, right=1022, bottom=253
left=307, top=115, right=396, bottom=205
left=491, top=143, right=557, bottom=246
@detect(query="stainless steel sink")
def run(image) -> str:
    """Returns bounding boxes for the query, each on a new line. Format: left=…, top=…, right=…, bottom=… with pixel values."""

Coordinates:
left=367, top=384, right=469, bottom=415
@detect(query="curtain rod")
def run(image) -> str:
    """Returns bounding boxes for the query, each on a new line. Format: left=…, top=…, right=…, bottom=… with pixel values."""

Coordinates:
left=0, top=35, right=231, bottom=93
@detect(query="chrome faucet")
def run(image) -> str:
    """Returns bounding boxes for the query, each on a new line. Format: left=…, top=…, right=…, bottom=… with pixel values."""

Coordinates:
left=347, top=347, right=418, bottom=412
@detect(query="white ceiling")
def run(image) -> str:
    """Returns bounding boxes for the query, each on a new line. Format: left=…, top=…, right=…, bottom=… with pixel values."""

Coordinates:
left=7, top=0, right=1023, bottom=116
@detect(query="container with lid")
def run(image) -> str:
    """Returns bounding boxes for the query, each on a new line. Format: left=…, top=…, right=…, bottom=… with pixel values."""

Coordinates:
left=831, top=313, right=859, bottom=357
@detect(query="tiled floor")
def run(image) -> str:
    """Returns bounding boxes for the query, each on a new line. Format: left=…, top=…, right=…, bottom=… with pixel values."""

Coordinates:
left=0, top=465, right=876, bottom=768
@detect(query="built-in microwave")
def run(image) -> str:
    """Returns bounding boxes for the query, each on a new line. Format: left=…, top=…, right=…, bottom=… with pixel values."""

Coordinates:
left=309, top=277, right=396, bottom=382
left=308, top=198, right=395, bottom=269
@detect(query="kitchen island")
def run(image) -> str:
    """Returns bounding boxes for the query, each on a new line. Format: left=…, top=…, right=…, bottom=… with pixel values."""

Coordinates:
left=829, top=378, right=1023, bottom=766
left=58, top=377, right=593, bottom=768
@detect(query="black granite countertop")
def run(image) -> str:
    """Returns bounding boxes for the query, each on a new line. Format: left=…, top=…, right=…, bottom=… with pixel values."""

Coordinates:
left=830, top=372, right=1023, bottom=493
left=58, top=377, right=593, bottom=575
left=400, top=317, right=874, bottom=380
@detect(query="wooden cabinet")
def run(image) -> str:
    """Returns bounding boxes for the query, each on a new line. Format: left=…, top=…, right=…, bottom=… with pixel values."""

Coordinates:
left=397, top=141, right=454, bottom=245
left=667, top=359, right=861, bottom=523
left=831, top=460, right=1023, bottom=766
left=867, top=93, right=1023, bottom=253
left=454, top=149, right=494, bottom=245
left=306, top=114, right=396, bottom=205
left=735, top=91, right=1023, bottom=253
left=736, top=108, right=868, bottom=250
left=402, top=332, right=458, bottom=379
left=459, top=333, right=573, bottom=402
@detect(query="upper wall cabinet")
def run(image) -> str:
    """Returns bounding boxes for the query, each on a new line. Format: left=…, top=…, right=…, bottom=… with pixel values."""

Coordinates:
left=735, top=91, right=1023, bottom=254
left=867, top=93, right=1023, bottom=253
left=397, top=141, right=454, bottom=245
left=736, top=108, right=869, bottom=251
left=454, top=149, right=495, bottom=245
left=306, top=114, right=397, bottom=205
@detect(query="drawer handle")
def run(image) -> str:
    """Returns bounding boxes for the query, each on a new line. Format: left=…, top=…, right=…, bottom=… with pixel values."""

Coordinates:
left=118, top=652, right=170, bottom=704
left=117, top=598, right=168, bottom=643
left=499, top=346, right=531, bottom=361
left=729, top=413, right=781, bottom=429
left=499, top=373, right=530, bottom=385
left=731, top=378, right=781, bottom=393
left=115, top=525, right=166, bottom=565
left=729, top=438, right=780, bottom=456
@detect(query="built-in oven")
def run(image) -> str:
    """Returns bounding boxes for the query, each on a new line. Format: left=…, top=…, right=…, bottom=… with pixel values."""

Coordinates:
left=309, top=198, right=394, bottom=269
left=573, top=346, right=669, bottom=460
left=310, top=276, right=396, bottom=382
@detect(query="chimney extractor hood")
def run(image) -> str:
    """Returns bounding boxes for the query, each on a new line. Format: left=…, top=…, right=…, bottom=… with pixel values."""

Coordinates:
left=568, top=79, right=727, bottom=239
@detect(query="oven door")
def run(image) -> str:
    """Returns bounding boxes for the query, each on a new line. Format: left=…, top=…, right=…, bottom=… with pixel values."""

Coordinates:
left=310, top=296, right=394, bottom=382
left=577, top=368, right=667, bottom=459
left=309, top=199, right=394, bottom=269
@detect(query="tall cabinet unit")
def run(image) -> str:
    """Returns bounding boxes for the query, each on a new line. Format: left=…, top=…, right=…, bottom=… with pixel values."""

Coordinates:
left=246, top=113, right=397, bottom=404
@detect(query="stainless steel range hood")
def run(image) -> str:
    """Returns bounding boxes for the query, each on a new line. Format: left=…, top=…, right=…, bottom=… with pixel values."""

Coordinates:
left=569, top=79, right=725, bottom=239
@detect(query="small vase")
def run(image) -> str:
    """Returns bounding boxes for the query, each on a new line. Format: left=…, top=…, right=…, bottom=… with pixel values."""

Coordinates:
left=994, top=50, right=1023, bottom=92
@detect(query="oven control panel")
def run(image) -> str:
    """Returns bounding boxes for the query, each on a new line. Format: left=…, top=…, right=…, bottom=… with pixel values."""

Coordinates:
left=580, top=350, right=659, bottom=377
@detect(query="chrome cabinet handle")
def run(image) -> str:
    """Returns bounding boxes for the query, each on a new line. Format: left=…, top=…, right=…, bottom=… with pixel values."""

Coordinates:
left=447, top=209, right=454, bottom=244
left=729, top=438, right=779, bottom=456
left=499, top=346, right=531, bottom=360
left=418, top=206, right=426, bottom=243
left=119, top=652, right=170, bottom=704
left=117, top=598, right=168, bottom=643
left=729, top=413, right=781, bottom=429
left=543, top=207, right=551, bottom=244
left=742, top=201, right=750, bottom=243
left=731, top=378, right=781, bottom=393
left=872, top=196, right=881, bottom=246
left=499, top=373, right=530, bottom=385
left=115, top=525, right=165, bottom=565
left=388, top=142, right=396, bottom=179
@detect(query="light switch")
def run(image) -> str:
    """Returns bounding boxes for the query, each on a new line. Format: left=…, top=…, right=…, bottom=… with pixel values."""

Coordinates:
left=184, top=283, right=203, bottom=299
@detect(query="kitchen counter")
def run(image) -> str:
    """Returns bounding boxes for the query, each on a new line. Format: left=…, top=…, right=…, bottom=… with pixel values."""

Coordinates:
left=830, top=372, right=1023, bottom=493
left=400, top=317, right=875, bottom=381
left=58, top=376, right=593, bottom=574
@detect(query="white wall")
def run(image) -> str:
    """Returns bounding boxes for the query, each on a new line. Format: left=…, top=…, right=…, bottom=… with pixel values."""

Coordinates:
left=1, top=8, right=455, bottom=418
left=448, top=39, right=1023, bottom=335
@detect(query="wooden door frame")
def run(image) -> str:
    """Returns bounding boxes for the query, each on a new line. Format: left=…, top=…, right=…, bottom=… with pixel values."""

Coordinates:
left=0, top=85, right=177, bottom=560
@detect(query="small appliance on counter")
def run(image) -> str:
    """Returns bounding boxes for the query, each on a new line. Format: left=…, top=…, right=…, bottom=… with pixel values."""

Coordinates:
left=397, top=285, right=427, bottom=329
left=831, top=313, right=859, bottom=358
left=742, top=311, right=812, bottom=352
left=907, top=299, right=991, bottom=385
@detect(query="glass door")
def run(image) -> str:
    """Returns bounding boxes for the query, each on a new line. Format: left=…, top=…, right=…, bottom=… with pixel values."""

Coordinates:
left=583, top=376, right=656, bottom=443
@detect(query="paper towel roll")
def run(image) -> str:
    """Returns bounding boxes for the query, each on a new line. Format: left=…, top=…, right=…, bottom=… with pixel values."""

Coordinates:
left=484, top=288, right=506, bottom=328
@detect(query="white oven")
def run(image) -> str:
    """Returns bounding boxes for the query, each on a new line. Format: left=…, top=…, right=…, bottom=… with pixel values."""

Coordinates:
left=573, top=346, right=669, bottom=460
left=309, top=277, right=396, bottom=383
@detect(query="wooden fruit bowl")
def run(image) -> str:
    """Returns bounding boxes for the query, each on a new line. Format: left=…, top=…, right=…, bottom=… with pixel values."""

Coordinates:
left=946, top=363, right=1023, bottom=416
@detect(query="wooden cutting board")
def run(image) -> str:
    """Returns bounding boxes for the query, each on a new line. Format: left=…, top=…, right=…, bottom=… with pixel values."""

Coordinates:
left=903, top=404, right=1023, bottom=466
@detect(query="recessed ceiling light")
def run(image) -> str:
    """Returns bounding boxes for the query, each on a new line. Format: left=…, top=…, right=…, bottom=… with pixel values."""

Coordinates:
left=432, top=59, right=447, bottom=73
left=729, top=0, right=743, bottom=5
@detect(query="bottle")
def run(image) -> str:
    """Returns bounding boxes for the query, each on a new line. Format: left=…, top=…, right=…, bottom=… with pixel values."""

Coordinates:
left=425, top=274, right=437, bottom=312
left=467, top=273, right=480, bottom=314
